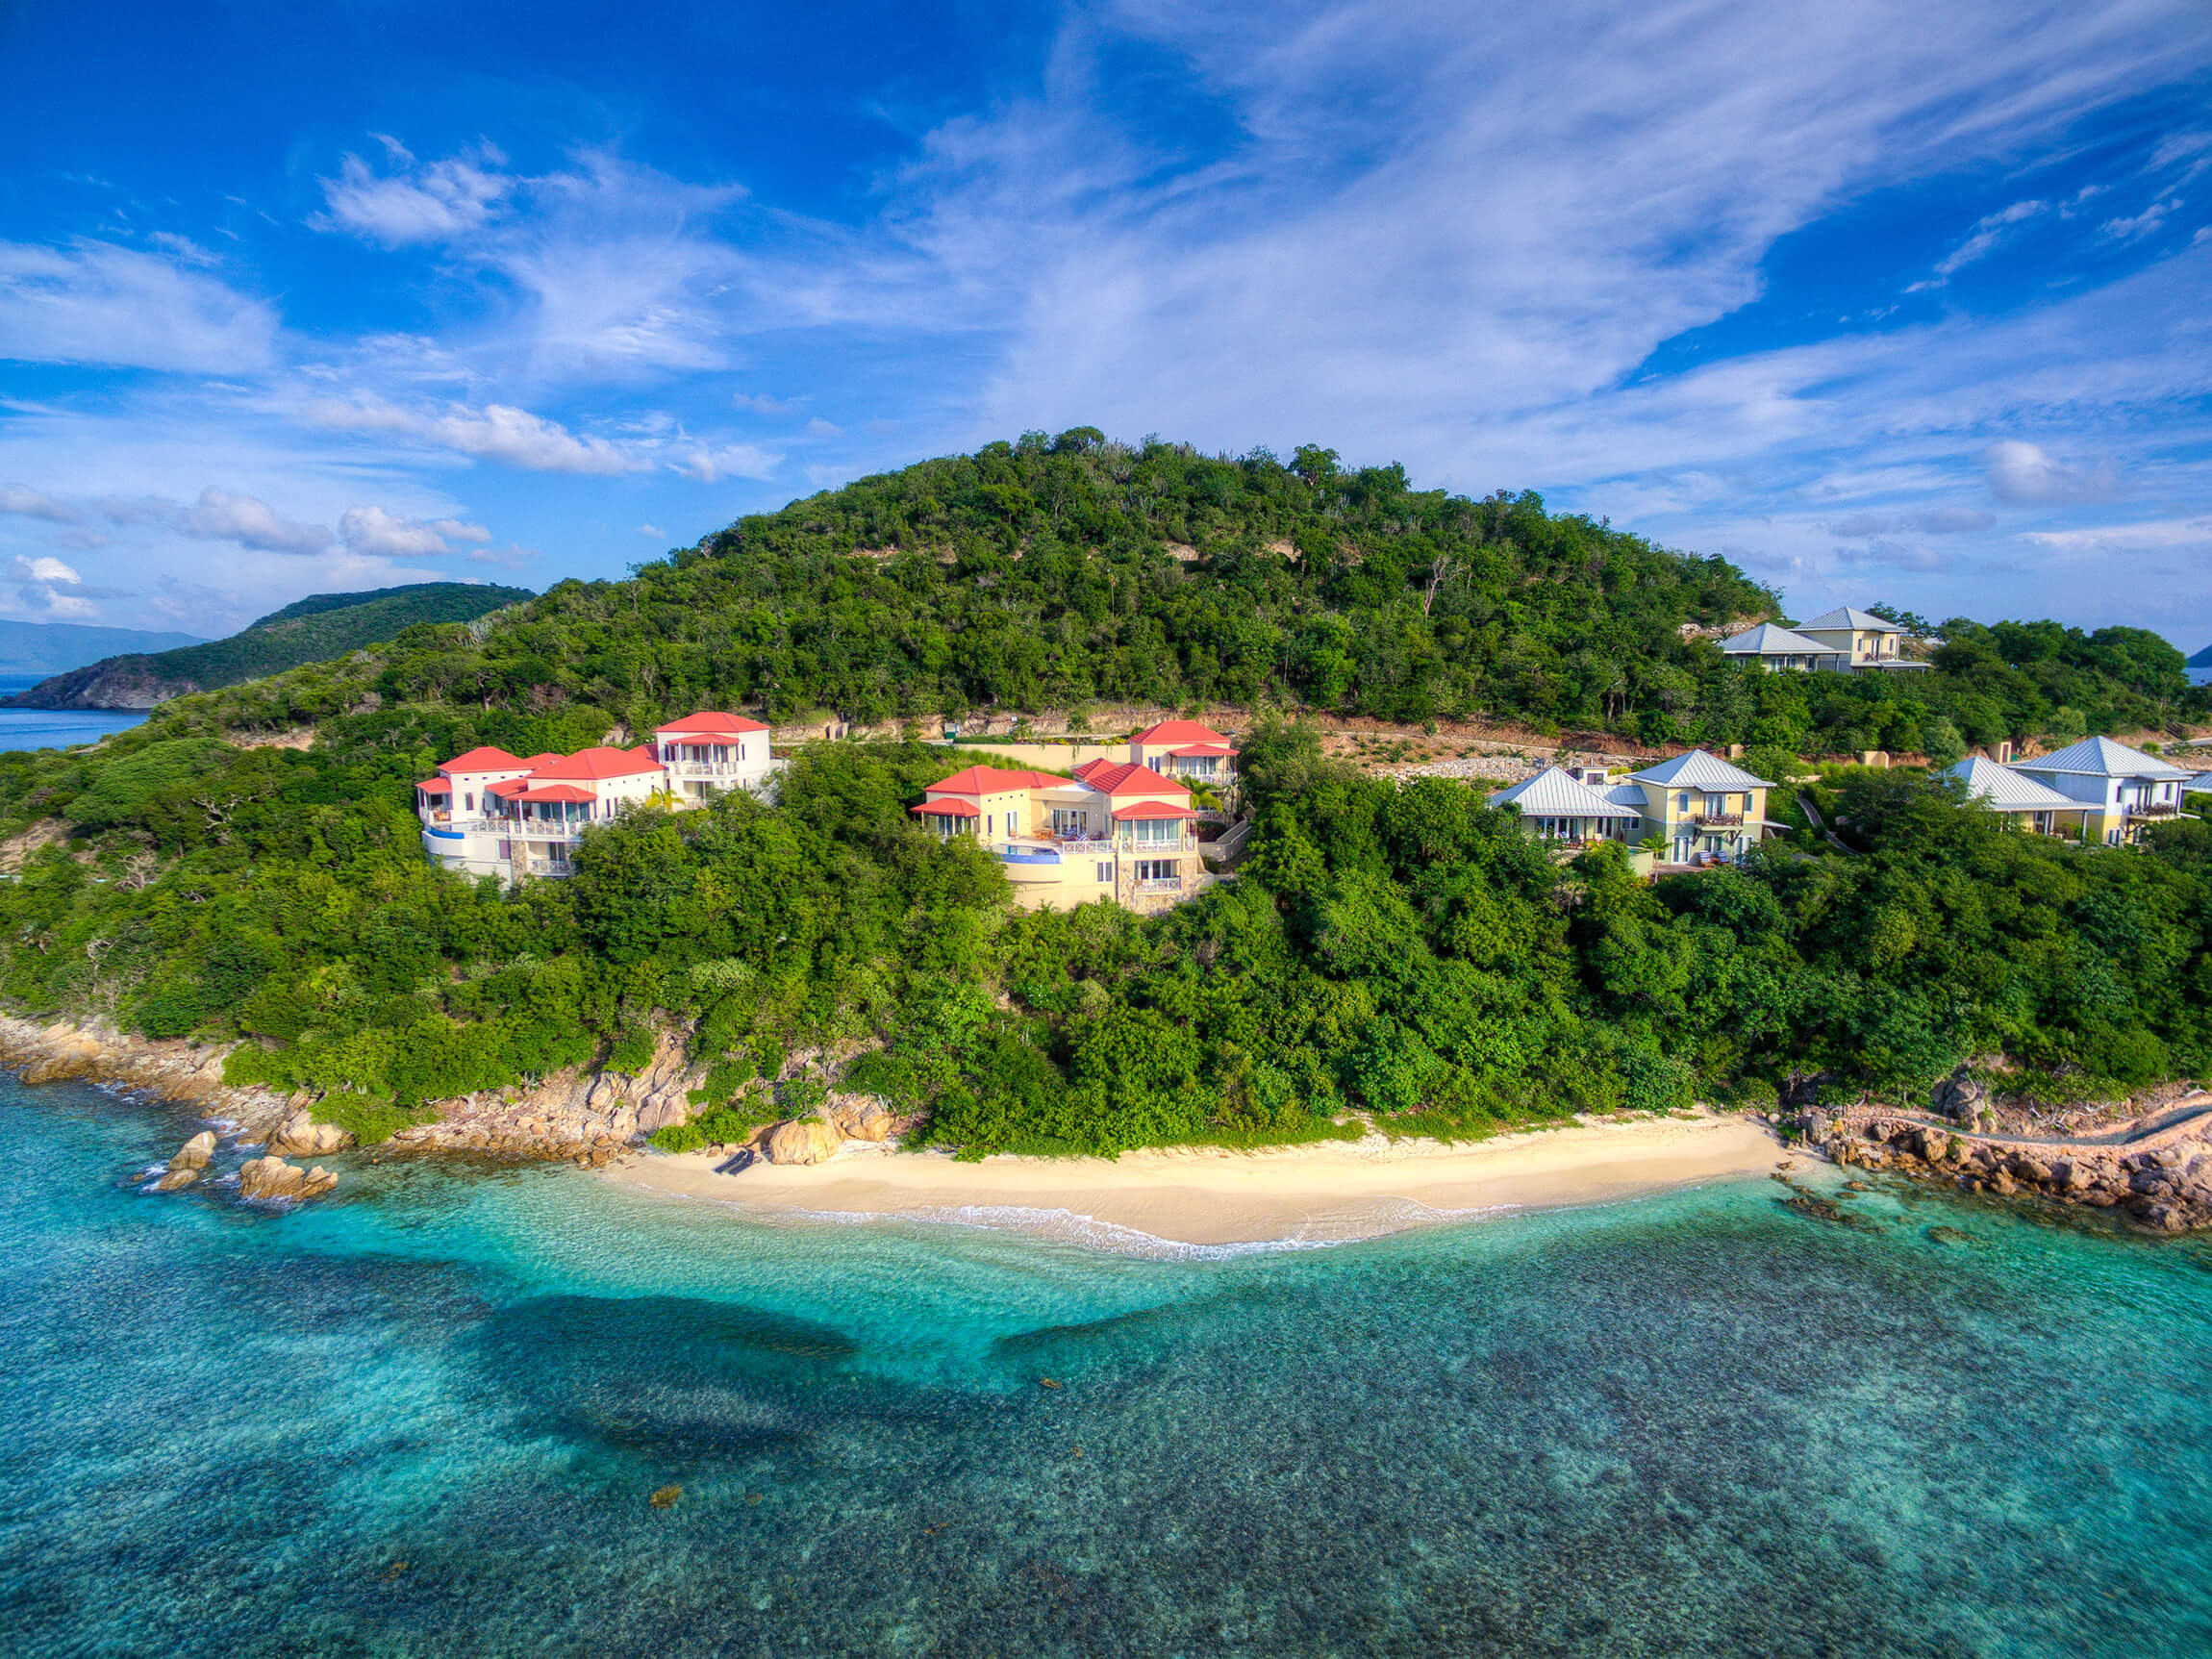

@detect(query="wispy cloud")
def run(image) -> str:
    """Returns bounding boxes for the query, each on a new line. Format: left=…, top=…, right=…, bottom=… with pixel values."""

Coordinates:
left=338, top=505, right=491, bottom=558
left=0, top=239, right=278, bottom=373
left=305, top=396, right=648, bottom=475
left=314, top=141, right=513, bottom=247
left=172, top=487, right=333, bottom=555
left=0, top=485, right=80, bottom=524
left=1982, top=440, right=2122, bottom=506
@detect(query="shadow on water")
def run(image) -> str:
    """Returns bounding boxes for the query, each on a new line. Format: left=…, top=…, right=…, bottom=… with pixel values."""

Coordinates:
left=461, top=1293, right=866, bottom=1458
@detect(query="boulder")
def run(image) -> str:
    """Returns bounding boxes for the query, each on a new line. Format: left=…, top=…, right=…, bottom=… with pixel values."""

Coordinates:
left=168, top=1130, right=217, bottom=1171
left=239, top=1155, right=308, bottom=1201
left=267, top=1110, right=354, bottom=1157
left=239, top=1155, right=338, bottom=1202
left=154, top=1167, right=201, bottom=1192
left=2009, top=1153, right=2052, bottom=1185
left=1931, top=1068, right=1988, bottom=1123
left=831, top=1094, right=893, bottom=1143
left=1916, top=1127, right=1950, bottom=1162
left=637, top=1095, right=690, bottom=1135
left=761, top=1117, right=842, bottom=1167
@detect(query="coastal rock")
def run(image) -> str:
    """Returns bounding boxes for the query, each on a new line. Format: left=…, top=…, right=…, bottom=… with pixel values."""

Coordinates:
left=267, top=1110, right=354, bottom=1157
left=154, top=1167, right=200, bottom=1192
left=637, top=1095, right=689, bottom=1135
left=168, top=1131, right=217, bottom=1171
left=762, top=1117, right=842, bottom=1167
left=830, top=1094, right=893, bottom=1143
left=239, top=1155, right=338, bottom=1202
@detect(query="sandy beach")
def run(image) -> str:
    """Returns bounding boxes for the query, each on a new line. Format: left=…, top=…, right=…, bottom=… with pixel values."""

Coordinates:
left=606, top=1111, right=1786, bottom=1249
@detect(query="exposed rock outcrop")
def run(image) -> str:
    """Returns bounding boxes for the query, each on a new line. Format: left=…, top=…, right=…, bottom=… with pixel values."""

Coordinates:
left=266, top=1110, right=354, bottom=1157
left=168, top=1130, right=217, bottom=1171
left=238, top=1155, right=339, bottom=1203
left=830, top=1093, right=893, bottom=1143
left=762, top=1117, right=843, bottom=1166
left=1801, top=1094, right=2212, bottom=1231
left=153, top=1167, right=201, bottom=1192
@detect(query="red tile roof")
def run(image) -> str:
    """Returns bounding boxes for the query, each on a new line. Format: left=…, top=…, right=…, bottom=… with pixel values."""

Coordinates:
left=440, top=745, right=526, bottom=772
left=487, top=778, right=531, bottom=797
left=1168, top=743, right=1238, bottom=757
left=1133, top=719, right=1231, bottom=747
left=1074, top=761, right=1187, bottom=798
left=924, top=765, right=1062, bottom=794
left=519, top=752, right=563, bottom=768
left=516, top=784, right=596, bottom=804
left=416, top=778, right=450, bottom=794
left=910, top=799, right=981, bottom=817
left=656, top=710, right=770, bottom=736
left=531, top=746, right=666, bottom=781
left=1112, top=801, right=1197, bottom=820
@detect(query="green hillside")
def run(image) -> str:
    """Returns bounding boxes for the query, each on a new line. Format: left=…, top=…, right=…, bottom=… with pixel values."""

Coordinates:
left=163, top=432, right=2201, bottom=751
left=0, top=620, right=205, bottom=677
left=3, top=582, right=535, bottom=712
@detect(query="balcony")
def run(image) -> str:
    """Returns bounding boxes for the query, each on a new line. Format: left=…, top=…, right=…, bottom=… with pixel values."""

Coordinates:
left=1689, top=812, right=1745, bottom=828
left=2126, top=801, right=2179, bottom=819
left=666, top=760, right=756, bottom=779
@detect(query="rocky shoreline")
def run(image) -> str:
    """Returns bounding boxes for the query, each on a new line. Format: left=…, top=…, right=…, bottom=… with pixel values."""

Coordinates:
left=0, top=1012, right=891, bottom=1183
left=1797, top=1085, right=2212, bottom=1233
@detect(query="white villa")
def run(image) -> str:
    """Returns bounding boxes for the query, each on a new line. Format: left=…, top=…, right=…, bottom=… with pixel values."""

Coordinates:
left=415, top=710, right=779, bottom=880
left=1938, top=755, right=2092, bottom=838
left=1490, top=749, right=1778, bottom=865
left=2008, top=737, right=2194, bottom=846
left=1721, top=607, right=1929, bottom=674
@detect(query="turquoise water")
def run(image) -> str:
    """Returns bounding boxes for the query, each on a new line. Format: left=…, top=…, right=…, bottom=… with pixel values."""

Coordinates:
left=4, top=1079, right=2211, bottom=1657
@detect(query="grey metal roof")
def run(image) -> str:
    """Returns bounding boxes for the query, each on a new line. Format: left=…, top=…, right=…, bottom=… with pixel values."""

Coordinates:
left=1941, top=757, right=2080, bottom=812
left=2191, top=772, right=2212, bottom=793
left=1488, top=766, right=1644, bottom=818
left=1719, top=621, right=1832, bottom=656
left=1628, top=749, right=1775, bottom=790
left=1797, top=606, right=1906, bottom=633
left=2015, top=736, right=2192, bottom=780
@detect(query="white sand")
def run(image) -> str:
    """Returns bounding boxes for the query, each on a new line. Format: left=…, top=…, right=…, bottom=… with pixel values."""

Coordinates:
left=605, top=1111, right=1784, bottom=1250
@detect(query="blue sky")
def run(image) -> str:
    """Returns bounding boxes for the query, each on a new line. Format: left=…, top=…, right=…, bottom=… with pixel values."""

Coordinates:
left=2, top=1, right=2210, bottom=650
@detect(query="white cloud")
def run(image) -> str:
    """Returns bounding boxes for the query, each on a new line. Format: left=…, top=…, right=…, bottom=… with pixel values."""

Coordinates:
left=2100, top=196, right=2182, bottom=242
left=2019, top=517, right=2212, bottom=553
left=1924, top=199, right=2046, bottom=284
left=0, top=485, right=77, bottom=523
left=338, top=504, right=491, bottom=558
left=636, top=522, right=666, bottom=538
left=733, top=392, right=808, bottom=415
left=9, top=554, right=81, bottom=585
left=305, top=397, right=648, bottom=475
left=668, top=442, right=781, bottom=483
left=805, top=416, right=843, bottom=438
left=7, top=553, right=97, bottom=618
left=1982, top=440, right=2121, bottom=505
left=175, top=487, right=334, bottom=555
left=0, top=239, right=278, bottom=373
left=315, top=144, right=513, bottom=247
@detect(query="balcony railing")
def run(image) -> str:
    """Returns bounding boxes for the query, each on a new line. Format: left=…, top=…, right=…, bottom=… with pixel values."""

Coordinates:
left=2127, top=801, right=2179, bottom=818
left=666, top=760, right=755, bottom=778
left=1689, top=812, right=1745, bottom=827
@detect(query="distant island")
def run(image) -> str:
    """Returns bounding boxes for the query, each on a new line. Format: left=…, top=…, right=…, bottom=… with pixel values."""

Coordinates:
left=1, top=582, right=534, bottom=710
left=0, top=619, right=205, bottom=678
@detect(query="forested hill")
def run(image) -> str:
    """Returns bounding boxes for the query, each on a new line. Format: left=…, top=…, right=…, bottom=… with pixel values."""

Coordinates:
left=146, top=432, right=2199, bottom=755
left=3, top=582, right=535, bottom=712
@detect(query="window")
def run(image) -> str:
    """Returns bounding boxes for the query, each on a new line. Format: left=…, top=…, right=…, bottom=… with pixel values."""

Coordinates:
left=465, top=792, right=475, bottom=811
left=1096, top=862, right=1110, bottom=882
left=987, top=814, right=994, bottom=833
left=1052, top=807, right=1091, bottom=837
left=1006, top=809, right=1020, bottom=837
left=1131, top=817, right=1178, bottom=843
left=1676, top=792, right=1692, bottom=813
left=1136, top=859, right=1179, bottom=885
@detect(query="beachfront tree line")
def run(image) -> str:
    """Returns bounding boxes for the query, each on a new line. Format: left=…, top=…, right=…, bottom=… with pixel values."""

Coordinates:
left=151, top=434, right=2200, bottom=758
left=0, top=713, right=2204, bottom=1153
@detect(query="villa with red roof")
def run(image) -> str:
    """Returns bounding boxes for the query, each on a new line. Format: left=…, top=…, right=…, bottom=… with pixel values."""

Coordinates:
left=912, top=758, right=1205, bottom=913
left=415, top=712, right=781, bottom=880
left=1128, top=719, right=1238, bottom=785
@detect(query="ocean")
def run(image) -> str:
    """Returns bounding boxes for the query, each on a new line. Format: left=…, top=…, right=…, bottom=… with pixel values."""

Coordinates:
left=0, top=675, right=147, bottom=753
left=2, top=1074, right=2209, bottom=1658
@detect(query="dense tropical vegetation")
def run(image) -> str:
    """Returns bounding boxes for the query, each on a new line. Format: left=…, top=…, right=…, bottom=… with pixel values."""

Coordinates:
left=0, top=434, right=2202, bottom=1153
